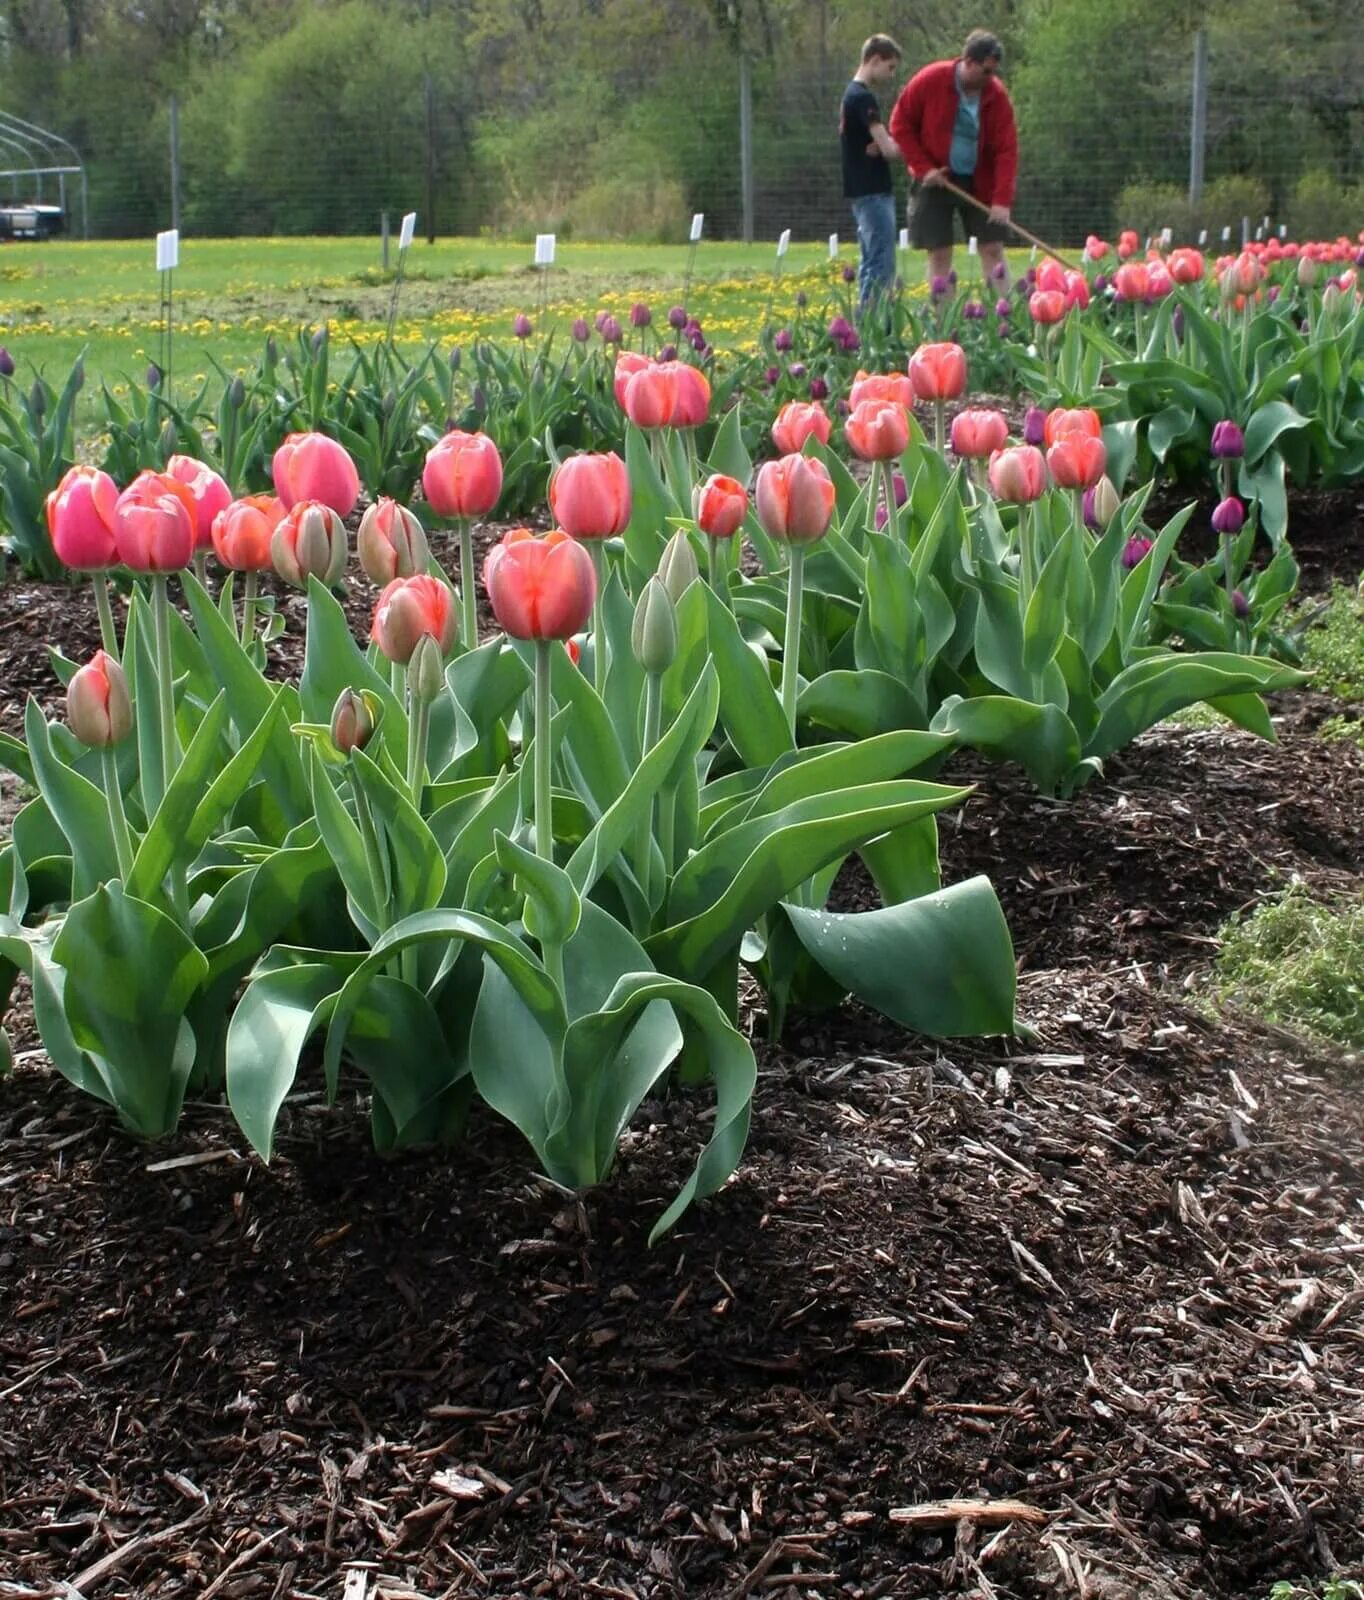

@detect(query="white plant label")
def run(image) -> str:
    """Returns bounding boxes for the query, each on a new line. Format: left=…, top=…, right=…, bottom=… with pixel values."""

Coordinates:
left=828, top=233, right=838, bottom=259
left=776, top=229, right=791, bottom=257
left=1222, top=225, right=1232, bottom=242
left=399, top=212, right=416, bottom=250
left=155, top=229, right=179, bottom=272
left=899, top=227, right=909, bottom=250
left=1161, top=227, right=1172, bottom=246
left=1198, top=229, right=1208, bottom=245
left=534, top=233, right=556, bottom=266
left=1279, top=224, right=1288, bottom=239
left=968, top=235, right=978, bottom=255
left=690, top=213, right=704, bottom=243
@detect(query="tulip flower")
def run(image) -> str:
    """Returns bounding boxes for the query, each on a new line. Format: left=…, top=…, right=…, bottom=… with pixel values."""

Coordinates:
left=513, top=314, right=534, bottom=339
left=1117, top=230, right=1139, bottom=260
left=271, top=431, right=360, bottom=518
left=1168, top=247, right=1205, bottom=284
left=47, top=464, right=122, bottom=656
left=358, top=498, right=430, bottom=586
left=1211, top=496, right=1245, bottom=535
left=272, top=500, right=348, bottom=589
left=1044, top=407, right=1103, bottom=448
left=331, top=687, right=376, bottom=756
left=549, top=451, right=631, bottom=542
left=0, top=346, right=13, bottom=378
left=771, top=400, right=832, bottom=454
left=1227, top=251, right=1263, bottom=295
left=1035, top=259, right=1067, bottom=294
left=1063, top=271, right=1090, bottom=310
left=1022, top=406, right=1047, bottom=448
left=1028, top=289, right=1067, bottom=325
left=756, top=454, right=836, bottom=732
left=212, top=494, right=283, bottom=573
left=1085, top=235, right=1111, bottom=262
left=68, top=650, right=137, bottom=875
left=165, top=454, right=232, bottom=565
left=618, top=361, right=675, bottom=429
left=599, top=316, right=623, bottom=345
left=988, top=445, right=1047, bottom=503
left=908, top=342, right=967, bottom=401
left=694, top=474, right=747, bottom=540
left=1298, top=255, right=1320, bottom=289
left=1047, top=433, right=1107, bottom=491
left=1147, top=262, right=1174, bottom=299
left=613, top=351, right=653, bottom=410
left=845, top=398, right=909, bottom=462
left=422, top=428, right=503, bottom=643
left=950, top=408, right=1009, bottom=460
left=631, top=576, right=678, bottom=678
left=1211, top=420, right=1245, bottom=459
left=850, top=370, right=915, bottom=411
left=371, top=573, right=458, bottom=668
left=115, top=471, right=197, bottom=573
left=658, top=529, right=700, bottom=605
left=1121, top=535, right=1153, bottom=569
left=1113, top=262, right=1151, bottom=302
left=1087, top=476, right=1121, bottom=530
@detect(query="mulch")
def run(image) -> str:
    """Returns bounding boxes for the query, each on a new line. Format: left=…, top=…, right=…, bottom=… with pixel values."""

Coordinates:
left=2, top=493, right=1364, bottom=1600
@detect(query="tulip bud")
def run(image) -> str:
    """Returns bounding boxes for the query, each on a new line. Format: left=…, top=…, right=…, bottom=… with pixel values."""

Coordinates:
left=572, top=318, right=591, bottom=342
left=159, top=420, right=178, bottom=456
left=67, top=651, right=132, bottom=748
left=1022, top=406, right=1047, bottom=447
left=272, top=501, right=349, bottom=588
left=409, top=633, right=447, bottom=705
left=631, top=577, right=678, bottom=676
left=265, top=337, right=279, bottom=365
left=809, top=377, right=829, bottom=401
left=1211, top=496, right=1245, bottom=535
left=630, top=302, right=652, bottom=328
left=668, top=305, right=688, bottom=330
left=1232, top=588, right=1251, bottom=619
left=331, top=687, right=376, bottom=755
left=29, top=378, right=46, bottom=418
left=774, top=328, right=793, bottom=352
left=1210, top=420, right=1245, bottom=459
left=1089, top=475, right=1121, bottom=529
left=1121, top=535, right=1153, bottom=569
left=1298, top=255, right=1320, bottom=289
left=310, top=327, right=327, bottom=355
left=228, top=376, right=246, bottom=410
left=146, top=362, right=162, bottom=391
left=600, top=315, right=623, bottom=344
left=448, top=345, right=462, bottom=372
left=1323, top=282, right=1345, bottom=318
left=381, top=388, right=397, bottom=417
left=0, top=347, right=14, bottom=378
left=358, top=498, right=429, bottom=585
left=658, top=529, right=700, bottom=602
left=513, top=313, right=533, bottom=339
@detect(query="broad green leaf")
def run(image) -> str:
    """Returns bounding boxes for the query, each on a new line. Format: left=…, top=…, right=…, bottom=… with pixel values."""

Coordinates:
left=227, top=962, right=345, bottom=1159
left=931, top=694, right=1082, bottom=795
left=24, top=698, right=121, bottom=899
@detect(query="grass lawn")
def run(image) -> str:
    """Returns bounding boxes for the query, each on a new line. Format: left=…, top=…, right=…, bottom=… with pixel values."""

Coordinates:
left=0, top=235, right=1035, bottom=393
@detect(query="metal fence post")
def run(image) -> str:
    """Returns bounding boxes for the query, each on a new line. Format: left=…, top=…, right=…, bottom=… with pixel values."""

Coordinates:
left=1188, top=30, right=1207, bottom=208
left=169, top=93, right=181, bottom=233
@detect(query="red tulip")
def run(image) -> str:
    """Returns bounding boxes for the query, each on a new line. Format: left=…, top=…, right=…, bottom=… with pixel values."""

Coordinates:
left=1035, top=259, right=1067, bottom=294
left=271, top=432, right=360, bottom=517
left=67, top=650, right=133, bottom=747
left=694, top=474, right=748, bottom=539
left=371, top=574, right=458, bottom=664
left=114, top=471, right=197, bottom=572
left=1063, top=271, right=1090, bottom=309
left=422, top=429, right=503, bottom=520
left=845, top=398, right=910, bottom=461
left=1043, top=407, right=1102, bottom=448
left=754, top=454, right=836, bottom=544
left=908, top=342, right=967, bottom=401
left=664, top=360, right=711, bottom=428
left=987, top=445, right=1047, bottom=503
left=613, top=351, right=653, bottom=409
left=548, top=451, right=631, bottom=539
left=211, top=494, right=284, bottom=572
left=849, top=370, right=915, bottom=410
left=1147, top=262, right=1174, bottom=298
left=950, top=408, right=1009, bottom=459
left=1114, top=262, right=1151, bottom=301
left=357, top=497, right=429, bottom=584
left=1028, top=290, right=1067, bottom=325
left=165, top=453, right=232, bottom=551
left=46, top=464, right=119, bottom=570
left=1168, top=247, right=1205, bottom=284
left=271, top=500, right=348, bottom=588
left=1117, top=230, right=1139, bottom=260
left=771, top=401, right=832, bottom=454
left=619, top=360, right=675, bottom=428
left=1047, top=433, right=1107, bottom=490
left=483, top=527, right=597, bottom=640
left=1085, top=235, right=1111, bottom=262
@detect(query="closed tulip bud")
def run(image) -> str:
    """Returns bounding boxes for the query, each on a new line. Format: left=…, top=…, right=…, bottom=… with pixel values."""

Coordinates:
left=0, top=347, right=14, bottom=378
left=211, top=494, right=284, bottom=571
left=145, top=362, right=162, bottom=391
left=1323, top=282, right=1345, bottom=318
left=693, top=474, right=747, bottom=540
left=265, top=337, right=278, bottom=364
left=67, top=650, right=132, bottom=748
left=1022, top=406, right=1047, bottom=447
left=950, top=408, right=1009, bottom=459
left=808, top=377, right=829, bottom=401
left=668, top=305, right=688, bottom=330
left=1231, top=250, right=1263, bottom=295
left=845, top=398, right=910, bottom=461
left=787, top=361, right=806, bottom=379
left=381, top=388, right=397, bottom=418
left=658, top=529, right=700, bottom=600
left=513, top=314, right=533, bottom=340
left=988, top=445, right=1048, bottom=503
left=572, top=317, right=591, bottom=342
left=630, top=302, right=652, bottom=328
left=422, top=429, right=503, bottom=520
left=765, top=365, right=780, bottom=386
left=1210, top=420, right=1245, bottom=459
left=908, top=341, right=967, bottom=401
left=1088, top=476, right=1121, bottom=528
left=272, top=431, right=361, bottom=517
left=408, top=632, right=447, bottom=705
left=772, top=400, right=832, bottom=454
left=449, top=345, right=462, bottom=371
left=272, top=500, right=348, bottom=588
left=331, top=687, right=376, bottom=755
left=483, top=527, right=597, bottom=640
left=631, top=577, right=678, bottom=675
left=310, top=327, right=327, bottom=355
left=1211, top=496, right=1245, bottom=535
left=1044, top=407, right=1103, bottom=448
left=159, top=420, right=179, bottom=457
left=29, top=378, right=46, bottom=417
left=227, top=376, right=246, bottom=409
left=1232, top=588, right=1251, bottom=618
left=371, top=573, right=458, bottom=664
left=660, top=344, right=678, bottom=361
left=549, top=451, right=631, bottom=539
left=358, top=498, right=429, bottom=584
left=47, top=464, right=120, bottom=571
left=1121, top=535, right=1153, bottom=569
left=774, top=328, right=793, bottom=352
left=755, top=454, right=836, bottom=544
left=600, top=315, right=623, bottom=345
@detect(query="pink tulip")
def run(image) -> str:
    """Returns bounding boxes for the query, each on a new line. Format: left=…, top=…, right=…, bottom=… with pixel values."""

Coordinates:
left=46, top=464, right=120, bottom=570
left=845, top=398, right=910, bottom=461
left=422, top=429, right=503, bottom=520
left=165, top=454, right=232, bottom=551
left=908, top=342, right=967, bottom=402
left=754, top=454, right=836, bottom=544
left=211, top=494, right=284, bottom=572
left=271, top=431, right=361, bottom=517
left=549, top=452, right=631, bottom=539
left=987, top=445, right=1047, bottom=503
left=772, top=401, right=832, bottom=454
left=371, top=574, right=458, bottom=664
left=483, top=528, right=597, bottom=640
left=114, top=471, right=197, bottom=571
left=950, top=408, right=1009, bottom=460
left=67, top=650, right=133, bottom=747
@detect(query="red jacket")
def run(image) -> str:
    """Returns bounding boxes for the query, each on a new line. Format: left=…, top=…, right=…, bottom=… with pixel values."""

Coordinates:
left=889, top=59, right=1019, bottom=209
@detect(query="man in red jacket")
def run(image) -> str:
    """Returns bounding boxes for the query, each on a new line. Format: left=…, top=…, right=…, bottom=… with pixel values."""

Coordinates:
left=889, top=30, right=1018, bottom=288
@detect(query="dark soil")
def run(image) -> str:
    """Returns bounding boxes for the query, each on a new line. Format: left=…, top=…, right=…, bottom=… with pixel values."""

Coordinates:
left=2, top=497, right=1363, bottom=1599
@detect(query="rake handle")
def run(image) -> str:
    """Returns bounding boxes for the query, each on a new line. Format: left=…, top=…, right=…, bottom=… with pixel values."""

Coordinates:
left=933, top=174, right=1082, bottom=275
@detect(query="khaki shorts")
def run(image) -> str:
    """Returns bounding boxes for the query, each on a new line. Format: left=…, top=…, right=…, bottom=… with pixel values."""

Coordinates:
left=909, top=175, right=1010, bottom=250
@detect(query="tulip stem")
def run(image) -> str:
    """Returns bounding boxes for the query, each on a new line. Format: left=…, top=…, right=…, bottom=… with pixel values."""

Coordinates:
left=457, top=519, right=477, bottom=648
left=587, top=542, right=607, bottom=699
left=880, top=460, right=897, bottom=537
left=193, top=550, right=209, bottom=589
left=240, top=570, right=258, bottom=650
left=349, top=771, right=398, bottom=977
left=1221, top=531, right=1235, bottom=609
left=533, top=639, right=554, bottom=865
left=150, top=574, right=181, bottom=806
left=101, top=748, right=136, bottom=881
left=780, top=544, right=806, bottom=739
left=93, top=574, right=120, bottom=661
left=934, top=399, right=946, bottom=456
left=635, top=672, right=663, bottom=913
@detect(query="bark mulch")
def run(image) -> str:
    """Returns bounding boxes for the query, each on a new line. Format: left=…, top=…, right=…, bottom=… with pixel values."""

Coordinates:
left=2, top=506, right=1363, bottom=1599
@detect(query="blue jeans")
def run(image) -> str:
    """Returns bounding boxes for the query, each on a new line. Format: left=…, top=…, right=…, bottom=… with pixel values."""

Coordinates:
left=851, top=192, right=896, bottom=311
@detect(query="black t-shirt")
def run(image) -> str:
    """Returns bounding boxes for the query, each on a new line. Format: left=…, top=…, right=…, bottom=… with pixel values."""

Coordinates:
left=840, top=80, right=892, bottom=198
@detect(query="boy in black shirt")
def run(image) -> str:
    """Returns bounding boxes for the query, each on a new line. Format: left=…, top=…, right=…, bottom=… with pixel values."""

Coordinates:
left=840, top=34, right=904, bottom=314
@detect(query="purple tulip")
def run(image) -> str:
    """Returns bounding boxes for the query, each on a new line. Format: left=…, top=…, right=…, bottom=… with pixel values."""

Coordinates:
left=1023, top=405, right=1047, bottom=447
left=809, top=377, right=829, bottom=400
left=840, top=330, right=861, bottom=353
left=659, top=343, right=678, bottom=361
left=0, top=347, right=13, bottom=378
left=995, top=297, right=1011, bottom=317
left=600, top=316, right=623, bottom=344
left=630, top=302, right=652, bottom=328
left=774, top=327, right=793, bottom=352
left=930, top=274, right=950, bottom=298
left=787, top=362, right=807, bottom=379
left=1212, top=495, right=1245, bottom=534
left=1093, top=273, right=1109, bottom=293
left=1082, top=488, right=1100, bottom=531
left=684, top=317, right=702, bottom=337
left=836, top=398, right=851, bottom=416
left=594, top=311, right=611, bottom=332
left=1014, top=278, right=1031, bottom=298
left=571, top=317, right=591, bottom=342
left=1122, top=535, right=1153, bottom=568
left=842, top=265, right=856, bottom=283
left=963, top=301, right=985, bottom=319
left=990, top=261, right=1008, bottom=281
left=1232, top=588, right=1251, bottom=618
left=828, top=315, right=853, bottom=342
left=513, top=313, right=533, bottom=339
left=147, top=362, right=163, bottom=389
left=948, top=269, right=958, bottom=286
left=1173, top=305, right=1185, bottom=340
left=1211, top=421, right=1245, bottom=459
left=891, top=470, right=908, bottom=506
left=1356, top=249, right=1364, bottom=270
left=764, top=365, right=780, bottom=386
left=689, top=329, right=706, bottom=352
left=668, top=305, right=688, bottom=330
left=1267, top=285, right=1280, bottom=302
left=448, top=346, right=462, bottom=371
left=875, top=503, right=890, bottom=530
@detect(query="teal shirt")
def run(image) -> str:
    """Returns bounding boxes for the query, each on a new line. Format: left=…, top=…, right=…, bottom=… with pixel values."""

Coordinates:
left=949, top=66, right=980, bottom=177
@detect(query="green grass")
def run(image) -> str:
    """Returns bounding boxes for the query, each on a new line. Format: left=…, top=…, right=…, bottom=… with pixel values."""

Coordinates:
left=1269, top=1582, right=1364, bottom=1600
left=1213, top=880, right=1364, bottom=1051
left=1301, top=582, right=1364, bottom=702
left=0, top=235, right=1034, bottom=394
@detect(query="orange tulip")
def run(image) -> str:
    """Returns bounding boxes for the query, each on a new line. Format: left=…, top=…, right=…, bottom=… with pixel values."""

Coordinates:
left=754, top=454, right=836, bottom=544
left=548, top=452, right=631, bottom=539
left=849, top=371, right=915, bottom=410
left=771, top=401, right=832, bottom=454
left=694, top=474, right=748, bottom=539
left=987, top=445, right=1047, bottom=503
left=483, top=527, right=597, bottom=640
left=950, top=408, right=1009, bottom=460
left=211, top=494, right=284, bottom=572
left=1047, top=433, right=1107, bottom=490
left=907, top=342, right=967, bottom=402
left=371, top=574, right=458, bottom=664
left=845, top=398, right=910, bottom=461
left=1043, top=407, right=1102, bottom=448
left=271, top=431, right=361, bottom=518
left=165, top=454, right=232, bottom=551
left=422, top=430, right=503, bottom=520
left=46, top=464, right=119, bottom=570
left=114, top=471, right=197, bottom=572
